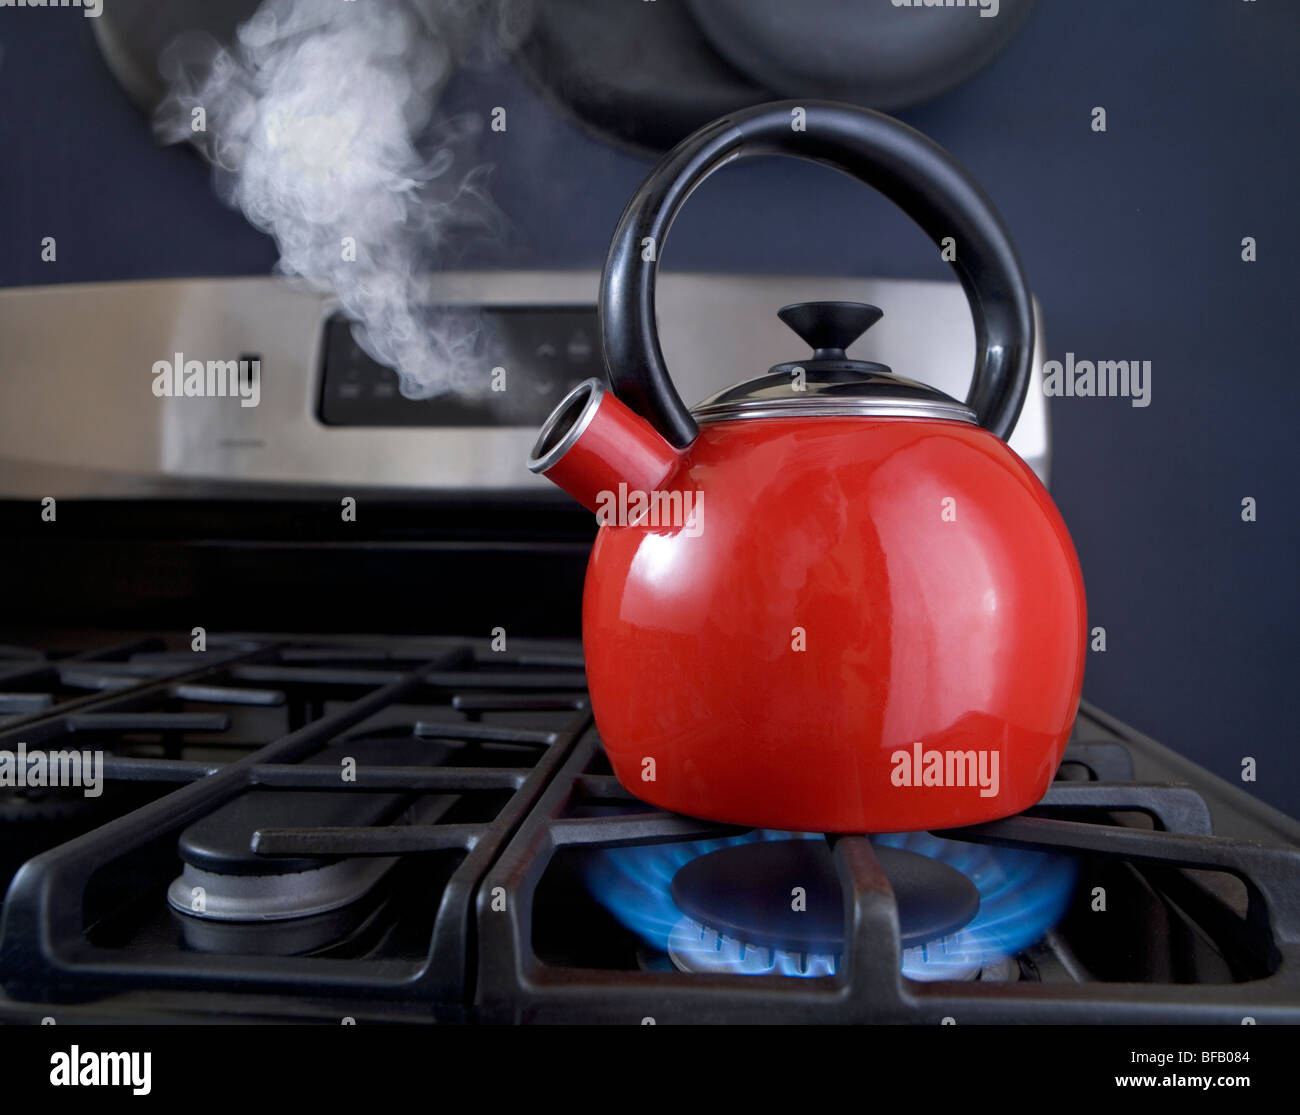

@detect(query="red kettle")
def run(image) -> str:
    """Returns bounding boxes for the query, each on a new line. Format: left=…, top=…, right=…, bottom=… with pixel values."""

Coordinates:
left=529, top=101, right=1086, bottom=833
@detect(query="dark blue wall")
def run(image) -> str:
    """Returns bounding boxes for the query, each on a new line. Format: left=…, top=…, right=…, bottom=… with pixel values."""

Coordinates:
left=1, top=2, right=1297, bottom=817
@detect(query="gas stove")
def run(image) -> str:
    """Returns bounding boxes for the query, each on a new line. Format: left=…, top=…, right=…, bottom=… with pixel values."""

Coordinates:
left=2, top=631, right=1297, bottom=1025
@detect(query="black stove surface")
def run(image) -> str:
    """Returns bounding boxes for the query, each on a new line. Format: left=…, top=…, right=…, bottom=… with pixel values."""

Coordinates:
left=1, top=632, right=1298, bottom=1025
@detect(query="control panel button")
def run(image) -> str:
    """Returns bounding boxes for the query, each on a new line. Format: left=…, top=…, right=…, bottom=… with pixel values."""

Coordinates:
left=319, top=306, right=604, bottom=428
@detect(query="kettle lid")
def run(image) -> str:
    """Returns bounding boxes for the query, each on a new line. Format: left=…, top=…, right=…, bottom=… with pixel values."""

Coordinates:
left=690, top=301, right=977, bottom=426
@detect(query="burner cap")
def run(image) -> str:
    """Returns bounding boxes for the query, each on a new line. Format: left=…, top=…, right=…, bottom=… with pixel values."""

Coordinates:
left=670, top=840, right=979, bottom=952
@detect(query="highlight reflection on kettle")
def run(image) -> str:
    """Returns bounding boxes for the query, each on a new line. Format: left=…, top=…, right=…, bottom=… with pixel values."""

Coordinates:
left=529, top=101, right=1086, bottom=834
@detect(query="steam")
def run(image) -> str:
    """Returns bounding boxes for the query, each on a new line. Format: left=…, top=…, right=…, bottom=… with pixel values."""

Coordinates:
left=154, top=0, right=532, bottom=398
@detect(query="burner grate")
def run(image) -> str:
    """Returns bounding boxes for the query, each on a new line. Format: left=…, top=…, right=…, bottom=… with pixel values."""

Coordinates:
left=0, top=637, right=221, bottom=719
left=4, top=633, right=1300, bottom=1023
left=0, top=633, right=589, bottom=1022
left=475, top=705, right=1300, bottom=1024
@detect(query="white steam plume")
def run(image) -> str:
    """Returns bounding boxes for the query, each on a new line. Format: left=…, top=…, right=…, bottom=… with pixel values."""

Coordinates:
left=154, top=0, right=532, bottom=398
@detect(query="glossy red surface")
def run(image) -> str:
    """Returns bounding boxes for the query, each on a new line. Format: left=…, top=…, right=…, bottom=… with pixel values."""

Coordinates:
left=541, top=390, right=679, bottom=515
left=573, top=415, right=1087, bottom=833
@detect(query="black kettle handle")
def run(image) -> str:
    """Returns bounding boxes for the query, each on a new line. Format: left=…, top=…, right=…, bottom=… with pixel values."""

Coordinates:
left=600, top=100, right=1035, bottom=447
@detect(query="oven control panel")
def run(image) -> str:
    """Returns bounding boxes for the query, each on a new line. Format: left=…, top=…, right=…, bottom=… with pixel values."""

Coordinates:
left=0, top=272, right=1049, bottom=494
left=318, top=306, right=603, bottom=427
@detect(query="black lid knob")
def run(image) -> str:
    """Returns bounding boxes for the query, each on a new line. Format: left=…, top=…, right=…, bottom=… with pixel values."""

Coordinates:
left=778, top=301, right=883, bottom=360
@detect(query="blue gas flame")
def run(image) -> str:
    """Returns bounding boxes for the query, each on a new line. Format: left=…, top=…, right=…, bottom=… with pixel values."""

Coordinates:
left=583, top=829, right=1076, bottom=980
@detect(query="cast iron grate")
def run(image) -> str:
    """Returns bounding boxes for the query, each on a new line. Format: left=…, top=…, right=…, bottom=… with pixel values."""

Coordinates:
left=474, top=703, right=1300, bottom=1024
left=0, top=633, right=588, bottom=1022
left=0, top=637, right=214, bottom=721
left=3, top=633, right=1300, bottom=1023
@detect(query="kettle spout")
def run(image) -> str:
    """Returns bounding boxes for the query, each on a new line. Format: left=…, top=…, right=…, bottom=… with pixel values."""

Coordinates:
left=528, top=378, right=685, bottom=514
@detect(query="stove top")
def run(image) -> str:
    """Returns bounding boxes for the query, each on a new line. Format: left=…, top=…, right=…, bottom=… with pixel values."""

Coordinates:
left=2, top=632, right=1298, bottom=1025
